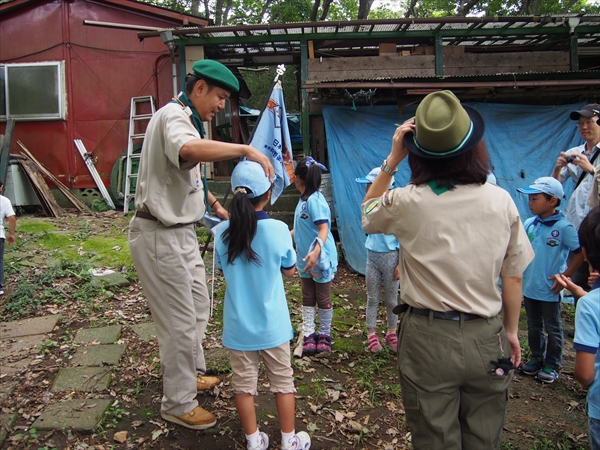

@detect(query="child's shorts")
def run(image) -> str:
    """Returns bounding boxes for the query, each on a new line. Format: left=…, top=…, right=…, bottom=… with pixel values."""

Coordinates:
left=229, top=342, right=295, bottom=396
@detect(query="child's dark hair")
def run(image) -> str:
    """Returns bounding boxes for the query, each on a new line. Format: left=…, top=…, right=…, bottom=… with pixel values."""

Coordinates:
left=222, top=187, right=269, bottom=265
left=295, top=158, right=322, bottom=201
left=578, top=206, right=600, bottom=271
left=542, top=193, right=561, bottom=207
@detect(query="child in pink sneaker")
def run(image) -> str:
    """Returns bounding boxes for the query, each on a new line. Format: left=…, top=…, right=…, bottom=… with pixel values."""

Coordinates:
left=291, top=157, right=338, bottom=357
left=356, top=168, right=400, bottom=353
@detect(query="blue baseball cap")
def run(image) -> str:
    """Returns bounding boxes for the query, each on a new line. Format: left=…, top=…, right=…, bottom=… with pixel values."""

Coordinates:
left=231, top=160, right=272, bottom=198
left=517, top=177, right=564, bottom=199
left=355, top=167, right=396, bottom=188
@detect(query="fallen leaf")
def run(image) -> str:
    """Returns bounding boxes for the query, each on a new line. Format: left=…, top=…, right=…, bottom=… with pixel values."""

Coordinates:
left=113, top=431, right=127, bottom=443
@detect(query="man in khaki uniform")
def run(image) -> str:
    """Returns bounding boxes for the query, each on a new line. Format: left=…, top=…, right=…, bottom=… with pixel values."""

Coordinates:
left=128, top=60, right=273, bottom=430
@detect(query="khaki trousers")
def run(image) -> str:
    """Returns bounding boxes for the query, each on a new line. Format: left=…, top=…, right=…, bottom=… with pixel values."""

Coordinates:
left=129, top=216, right=210, bottom=416
left=397, top=310, right=512, bottom=450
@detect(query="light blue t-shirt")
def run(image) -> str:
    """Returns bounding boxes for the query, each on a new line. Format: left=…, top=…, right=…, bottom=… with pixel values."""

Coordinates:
left=293, top=191, right=338, bottom=282
left=523, top=211, right=581, bottom=302
left=573, top=282, right=600, bottom=420
left=215, top=211, right=296, bottom=351
left=365, top=233, right=399, bottom=253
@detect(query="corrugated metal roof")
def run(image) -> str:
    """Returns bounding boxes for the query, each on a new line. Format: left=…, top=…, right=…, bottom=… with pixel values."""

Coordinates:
left=138, top=16, right=600, bottom=65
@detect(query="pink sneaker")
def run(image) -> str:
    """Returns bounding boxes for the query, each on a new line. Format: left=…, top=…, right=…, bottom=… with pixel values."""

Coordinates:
left=385, top=332, right=398, bottom=353
left=367, top=334, right=383, bottom=353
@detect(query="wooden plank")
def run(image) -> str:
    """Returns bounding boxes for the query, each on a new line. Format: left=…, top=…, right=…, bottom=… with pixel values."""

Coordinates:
left=308, top=55, right=435, bottom=82
left=307, top=51, right=569, bottom=81
left=0, top=119, right=15, bottom=184
left=16, top=140, right=90, bottom=213
left=308, top=40, right=314, bottom=59
left=74, top=139, right=116, bottom=209
left=443, top=51, right=570, bottom=75
left=19, top=159, right=64, bottom=217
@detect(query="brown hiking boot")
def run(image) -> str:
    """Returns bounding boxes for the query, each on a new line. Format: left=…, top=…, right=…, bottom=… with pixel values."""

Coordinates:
left=160, top=406, right=217, bottom=430
left=196, top=375, right=220, bottom=392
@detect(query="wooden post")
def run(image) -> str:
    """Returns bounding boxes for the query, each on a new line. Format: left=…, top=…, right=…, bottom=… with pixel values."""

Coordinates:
left=0, top=119, right=15, bottom=184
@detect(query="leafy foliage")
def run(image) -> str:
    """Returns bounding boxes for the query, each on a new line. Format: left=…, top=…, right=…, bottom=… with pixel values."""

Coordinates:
left=141, top=0, right=599, bottom=24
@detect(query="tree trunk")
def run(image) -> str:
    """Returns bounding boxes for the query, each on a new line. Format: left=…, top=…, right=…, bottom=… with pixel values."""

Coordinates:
left=191, top=0, right=201, bottom=16
left=358, top=0, right=374, bottom=19
left=215, top=0, right=224, bottom=25
left=319, top=0, right=333, bottom=20
left=202, top=0, right=210, bottom=21
left=404, top=0, right=418, bottom=17
left=457, top=0, right=480, bottom=16
left=310, top=0, right=321, bottom=22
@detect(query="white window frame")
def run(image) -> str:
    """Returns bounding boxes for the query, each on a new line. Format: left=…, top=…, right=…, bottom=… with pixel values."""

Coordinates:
left=0, top=61, right=66, bottom=121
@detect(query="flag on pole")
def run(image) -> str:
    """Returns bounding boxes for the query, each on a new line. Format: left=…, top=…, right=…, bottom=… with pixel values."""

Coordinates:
left=249, top=79, right=295, bottom=204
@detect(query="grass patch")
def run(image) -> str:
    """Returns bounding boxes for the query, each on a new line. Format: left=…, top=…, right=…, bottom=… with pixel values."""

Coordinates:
left=16, top=219, right=57, bottom=233
left=2, top=259, right=112, bottom=320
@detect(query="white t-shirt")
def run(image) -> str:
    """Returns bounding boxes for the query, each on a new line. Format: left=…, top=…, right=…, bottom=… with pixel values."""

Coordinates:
left=0, top=195, right=15, bottom=240
left=560, top=143, right=600, bottom=230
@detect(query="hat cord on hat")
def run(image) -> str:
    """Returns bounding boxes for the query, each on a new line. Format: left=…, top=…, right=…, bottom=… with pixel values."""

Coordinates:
left=413, top=121, right=474, bottom=157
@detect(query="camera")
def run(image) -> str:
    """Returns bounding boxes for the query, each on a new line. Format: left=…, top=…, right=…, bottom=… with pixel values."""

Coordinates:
left=566, top=155, right=577, bottom=163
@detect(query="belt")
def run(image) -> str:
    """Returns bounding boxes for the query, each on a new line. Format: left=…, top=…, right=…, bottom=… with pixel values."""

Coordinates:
left=410, top=307, right=482, bottom=321
left=134, top=211, right=195, bottom=228
left=135, top=210, right=157, bottom=221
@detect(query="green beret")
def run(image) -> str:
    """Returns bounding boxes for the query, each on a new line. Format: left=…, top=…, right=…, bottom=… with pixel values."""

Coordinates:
left=192, top=59, right=240, bottom=94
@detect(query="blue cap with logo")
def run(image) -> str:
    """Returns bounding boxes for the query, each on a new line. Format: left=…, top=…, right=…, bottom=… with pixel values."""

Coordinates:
left=355, top=167, right=396, bottom=188
left=517, top=176, right=564, bottom=199
left=231, top=160, right=271, bottom=198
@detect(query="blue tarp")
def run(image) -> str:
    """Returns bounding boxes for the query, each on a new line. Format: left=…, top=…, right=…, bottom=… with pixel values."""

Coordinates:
left=322, top=102, right=586, bottom=275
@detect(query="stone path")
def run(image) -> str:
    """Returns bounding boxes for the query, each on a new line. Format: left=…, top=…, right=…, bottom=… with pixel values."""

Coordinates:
left=0, top=313, right=157, bottom=447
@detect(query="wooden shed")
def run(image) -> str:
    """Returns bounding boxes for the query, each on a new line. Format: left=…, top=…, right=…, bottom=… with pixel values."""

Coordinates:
left=139, top=17, right=600, bottom=163
left=0, top=0, right=208, bottom=201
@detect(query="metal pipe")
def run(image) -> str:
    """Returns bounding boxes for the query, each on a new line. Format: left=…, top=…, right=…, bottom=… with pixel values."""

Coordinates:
left=301, top=79, right=600, bottom=89
left=83, top=20, right=164, bottom=32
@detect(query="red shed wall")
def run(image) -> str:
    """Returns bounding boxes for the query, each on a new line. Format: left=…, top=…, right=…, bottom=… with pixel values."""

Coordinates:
left=0, top=0, right=190, bottom=189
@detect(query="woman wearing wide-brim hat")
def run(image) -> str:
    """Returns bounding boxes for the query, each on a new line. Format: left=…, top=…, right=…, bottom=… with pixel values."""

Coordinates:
left=361, top=90, right=534, bottom=449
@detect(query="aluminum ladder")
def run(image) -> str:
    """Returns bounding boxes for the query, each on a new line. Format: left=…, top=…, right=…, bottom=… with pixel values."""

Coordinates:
left=123, top=96, right=156, bottom=213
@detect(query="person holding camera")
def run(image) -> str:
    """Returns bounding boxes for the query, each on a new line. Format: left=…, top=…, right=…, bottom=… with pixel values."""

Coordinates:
left=551, top=104, right=600, bottom=310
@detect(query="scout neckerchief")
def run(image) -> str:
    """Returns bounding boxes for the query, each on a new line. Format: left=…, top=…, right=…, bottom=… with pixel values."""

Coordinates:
left=427, top=179, right=457, bottom=195
left=171, top=92, right=206, bottom=137
left=171, top=92, right=212, bottom=213
left=574, top=145, right=600, bottom=191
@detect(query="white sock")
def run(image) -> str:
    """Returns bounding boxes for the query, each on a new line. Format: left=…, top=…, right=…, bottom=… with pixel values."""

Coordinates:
left=282, top=430, right=296, bottom=448
left=246, top=429, right=260, bottom=448
left=302, top=306, right=316, bottom=336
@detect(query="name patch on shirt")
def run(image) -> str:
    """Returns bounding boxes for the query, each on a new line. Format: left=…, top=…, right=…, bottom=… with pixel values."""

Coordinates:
left=364, top=199, right=380, bottom=215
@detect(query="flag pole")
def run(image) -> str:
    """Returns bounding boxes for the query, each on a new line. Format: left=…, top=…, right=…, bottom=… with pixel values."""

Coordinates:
left=203, top=65, right=288, bottom=258
left=247, top=64, right=286, bottom=144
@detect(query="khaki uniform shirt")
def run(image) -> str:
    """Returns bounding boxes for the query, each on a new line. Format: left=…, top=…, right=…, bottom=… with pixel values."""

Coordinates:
left=362, top=182, right=534, bottom=317
left=134, top=103, right=205, bottom=226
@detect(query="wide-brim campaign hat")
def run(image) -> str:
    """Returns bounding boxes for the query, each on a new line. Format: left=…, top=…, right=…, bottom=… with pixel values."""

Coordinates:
left=355, top=167, right=396, bottom=188
left=404, top=90, right=485, bottom=160
left=231, top=160, right=271, bottom=198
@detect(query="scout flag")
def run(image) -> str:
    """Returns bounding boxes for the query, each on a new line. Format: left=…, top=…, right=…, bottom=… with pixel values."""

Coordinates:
left=249, top=79, right=295, bottom=204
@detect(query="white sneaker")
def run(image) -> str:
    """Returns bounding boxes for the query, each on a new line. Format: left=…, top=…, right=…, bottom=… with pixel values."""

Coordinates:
left=247, top=431, right=269, bottom=450
left=281, top=431, right=311, bottom=450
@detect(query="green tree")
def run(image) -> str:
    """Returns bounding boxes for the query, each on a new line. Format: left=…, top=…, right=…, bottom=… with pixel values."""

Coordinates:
left=401, top=0, right=599, bottom=17
left=141, top=0, right=599, bottom=25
